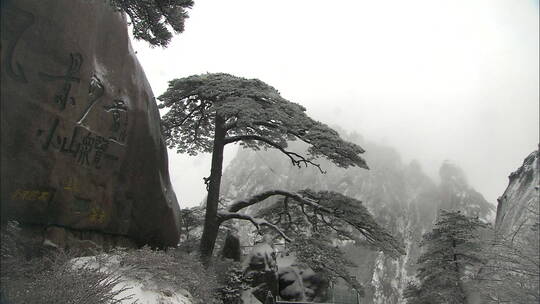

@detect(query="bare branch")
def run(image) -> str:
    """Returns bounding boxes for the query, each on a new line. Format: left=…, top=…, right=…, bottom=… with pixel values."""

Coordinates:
left=223, top=134, right=325, bottom=173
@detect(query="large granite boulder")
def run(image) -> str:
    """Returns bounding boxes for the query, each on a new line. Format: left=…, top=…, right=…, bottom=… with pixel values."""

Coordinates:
left=1, top=0, right=181, bottom=248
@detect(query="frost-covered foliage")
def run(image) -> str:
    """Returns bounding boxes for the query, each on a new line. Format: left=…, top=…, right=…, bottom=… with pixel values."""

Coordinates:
left=215, top=261, right=252, bottom=304
left=287, top=235, right=363, bottom=295
left=159, top=73, right=369, bottom=258
left=250, top=189, right=405, bottom=293
left=478, top=228, right=540, bottom=304
left=120, top=246, right=221, bottom=304
left=0, top=222, right=133, bottom=304
left=158, top=73, right=367, bottom=170
left=178, top=207, right=205, bottom=253
left=109, top=0, right=194, bottom=47
left=177, top=206, right=238, bottom=257
left=116, top=243, right=254, bottom=304
left=219, top=134, right=497, bottom=303
left=404, top=210, right=489, bottom=304
left=253, top=190, right=405, bottom=255
left=0, top=221, right=237, bottom=304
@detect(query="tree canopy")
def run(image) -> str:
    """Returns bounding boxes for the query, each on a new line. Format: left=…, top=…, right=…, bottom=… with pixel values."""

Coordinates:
left=110, top=0, right=194, bottom=47
left=219, top=189, right=405, bottom=293
left=250, top=190, right=404, bottom=258
left=159, top=73, right=370, bottom=258
left=404, top=210, right=488, bottom=304
left=177, top=188, right=405, bottom=294
left=159, top=73, right=368, bottom=171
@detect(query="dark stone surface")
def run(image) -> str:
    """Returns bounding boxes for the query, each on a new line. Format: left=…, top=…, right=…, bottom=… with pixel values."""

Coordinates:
left=222, top=231, right=241, bottom=261
left=1, top=0, right=181, bottom=248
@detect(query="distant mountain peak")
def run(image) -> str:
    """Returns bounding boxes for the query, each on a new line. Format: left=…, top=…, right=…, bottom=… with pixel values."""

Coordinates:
left=220, top=131, right=495, bottom=304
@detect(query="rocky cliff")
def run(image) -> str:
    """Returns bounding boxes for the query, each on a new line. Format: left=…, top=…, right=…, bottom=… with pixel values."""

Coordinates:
left=474, top=148, right=540, bottom=303
left=495, top=148, right=539, bottom=236
left=1, top=0, right=180, bottom=248
left=220, top=132, right=494, bottom=303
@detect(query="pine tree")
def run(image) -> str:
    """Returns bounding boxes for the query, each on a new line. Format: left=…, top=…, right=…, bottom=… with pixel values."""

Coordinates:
left=110, top=0, right=194, bottom=47
left=159, top=73, right=369, bottom=258
left=404, top=210, right=488, bottom=304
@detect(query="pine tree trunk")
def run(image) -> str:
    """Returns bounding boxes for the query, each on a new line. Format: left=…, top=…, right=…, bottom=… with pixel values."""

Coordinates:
left=452, top=239, right=467, bottom=304
left=199, top=115, right=226, bottom=260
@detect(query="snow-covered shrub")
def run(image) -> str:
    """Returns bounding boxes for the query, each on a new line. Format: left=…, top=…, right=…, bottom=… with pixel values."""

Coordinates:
left=120, top=246, right=221, bottom=304
left=0, top=222, right=133, bottom=304
left=214, top=260, right=251, bottom=304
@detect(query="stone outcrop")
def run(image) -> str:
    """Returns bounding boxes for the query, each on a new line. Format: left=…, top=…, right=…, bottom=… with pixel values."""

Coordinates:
left=278, top=264, right=329, bottom=302
left=1, top=0, right=180, bottom=248
left=495, top=148, right=539, bottom=236
left=439, top=161, right=495, bottom=219
left=241, top=237, right=279, bottom=302
left=474, top=148, right=540, bottom=303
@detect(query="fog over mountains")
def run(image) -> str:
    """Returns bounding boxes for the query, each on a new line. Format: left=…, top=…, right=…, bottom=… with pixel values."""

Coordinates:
left=219, top=130, right=494, bottom=303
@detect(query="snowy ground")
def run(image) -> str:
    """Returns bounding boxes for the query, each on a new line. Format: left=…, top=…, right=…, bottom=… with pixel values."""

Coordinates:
left=71, top=255, right=194, bottom=304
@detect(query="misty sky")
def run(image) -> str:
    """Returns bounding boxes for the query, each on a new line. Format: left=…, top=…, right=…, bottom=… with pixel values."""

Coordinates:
left=130, top=0, right=539, bottom=208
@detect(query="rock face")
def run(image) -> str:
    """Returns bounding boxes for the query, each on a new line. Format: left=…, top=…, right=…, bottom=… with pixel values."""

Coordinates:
left=242, top=238, right=280, bottom=303
left=495, top=149, right=539, bottom=235
left=0, top=0, right=180, bottom=248
left=476, top=148, right=539, bottom=303
left=220, top=132, right=493, bottom=304
left=278, top=264, right=329, bottom=302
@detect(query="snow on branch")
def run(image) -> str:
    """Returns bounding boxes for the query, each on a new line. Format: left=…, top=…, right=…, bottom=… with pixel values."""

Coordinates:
left=223, top=135, right=325, bottom=173
left=217, top=211, right=292, bottom=242
left=226, top=189, right=331, bottom=213
left=225, top=189, right=406, bottom=258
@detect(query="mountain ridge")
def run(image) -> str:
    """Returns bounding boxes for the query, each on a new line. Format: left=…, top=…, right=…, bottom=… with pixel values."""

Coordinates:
left=220, top=130, right=494, bottom=303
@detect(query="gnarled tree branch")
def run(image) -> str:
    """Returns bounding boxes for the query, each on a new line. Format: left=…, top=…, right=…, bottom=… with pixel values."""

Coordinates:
left=224, top=134, right=325, bottom=173
left=227, top=189, right=331, bottom=213
left=226, top=189, right=405, bottom=258
left=217, top=211, right=291, bottom=242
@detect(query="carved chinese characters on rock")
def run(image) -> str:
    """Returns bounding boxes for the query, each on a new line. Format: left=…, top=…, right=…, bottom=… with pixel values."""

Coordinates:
left=76, top=76, right=130, bottom=144
left=1, top=3, right=34, bottom=83
left=103, top=100, right=129, bottom=143
left=2, top=3, right=130, bottom=167
left=32, top=55, right=128, bottom=170
left=3, top=2, right=138, bottom=231
left=38, top=53, right=82, bottom=110
left=37, top=119, right=119, bottom=169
